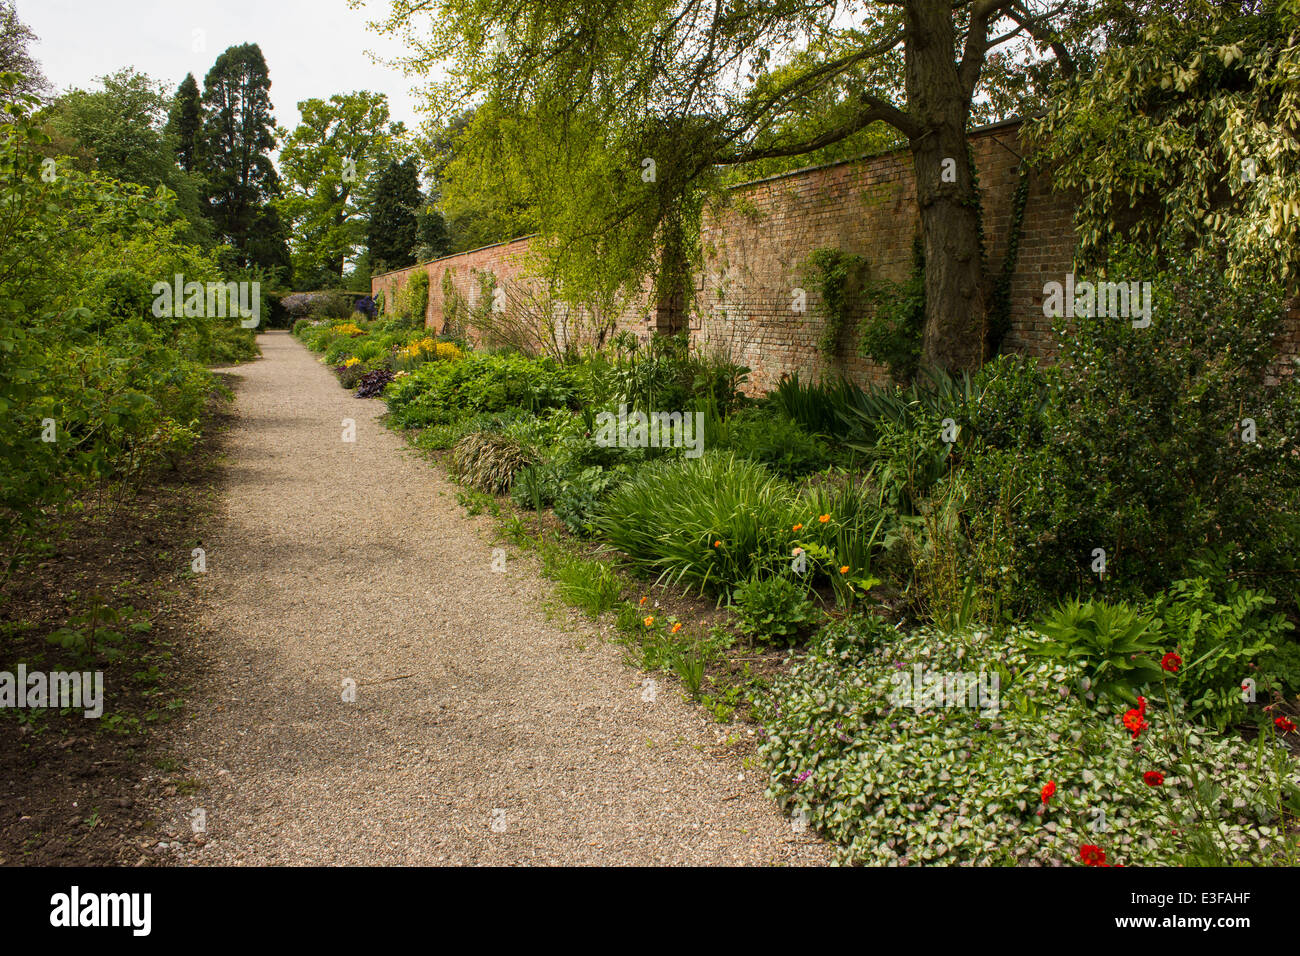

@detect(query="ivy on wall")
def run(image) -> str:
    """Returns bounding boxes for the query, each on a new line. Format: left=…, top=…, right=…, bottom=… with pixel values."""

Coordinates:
left=860, top=235, right=925, bottom=384
left=805, top=247, right=866, bottom=358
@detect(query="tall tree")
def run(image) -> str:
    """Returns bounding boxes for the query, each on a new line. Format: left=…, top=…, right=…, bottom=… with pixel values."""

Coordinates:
left=371, top=0, right=1085, bottom=370
left=367, top=157, right=422, bottom=272
left=276, top=91, right=405, bottom=286
left=166, top=73, right=201, bottom=173
left=200, top=43, right=282, bottom=270
left=0, top=0, right=48, bottom=108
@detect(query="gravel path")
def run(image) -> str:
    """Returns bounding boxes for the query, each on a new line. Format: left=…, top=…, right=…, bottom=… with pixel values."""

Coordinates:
left=154, top=331, right=827, bottom=865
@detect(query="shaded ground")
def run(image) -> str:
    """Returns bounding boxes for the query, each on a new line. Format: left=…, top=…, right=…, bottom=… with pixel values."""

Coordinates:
left=148, top=331, right=826, bottom=865
left=0, top=384, right=234, bottom=866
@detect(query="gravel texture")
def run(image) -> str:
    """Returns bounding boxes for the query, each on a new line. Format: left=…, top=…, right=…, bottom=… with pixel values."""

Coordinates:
left=153, top=331, right=828, bottom=865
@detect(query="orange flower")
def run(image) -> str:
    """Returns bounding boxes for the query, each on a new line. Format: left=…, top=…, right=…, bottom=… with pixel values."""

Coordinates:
left=643, top=616, right=654, bottom=627
left=839, top=566, right=849, bottom=575
left=818, top=514, right=830, bottom=523
left=639, top=596, right=647, bottom=606
left=671, top=622, right=682, bottom=634
left=713, top=540, right=722, bottom=548
left=792, top=523, right=803, bottom=532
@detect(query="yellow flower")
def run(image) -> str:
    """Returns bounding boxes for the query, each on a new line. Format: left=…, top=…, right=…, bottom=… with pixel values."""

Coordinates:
left=643, top=616, right=654, bottom=627
left=343, top=357, right=361, bottom=367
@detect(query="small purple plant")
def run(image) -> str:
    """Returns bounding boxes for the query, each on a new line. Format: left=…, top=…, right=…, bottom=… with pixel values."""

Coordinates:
left=354, top=296, right=377, bottom=320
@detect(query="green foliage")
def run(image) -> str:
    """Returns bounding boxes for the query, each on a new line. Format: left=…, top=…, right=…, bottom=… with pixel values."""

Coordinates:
left=1030, top=1, right=1300, bottom=283
left=858, top=235, right=924, bottom=383
left=384, top=352, right=576, bottom=428
left=714, top=405, right=839, bottom=478
left=769, top=372, right=862, bottom=440
left=392, top=269, right=430, bottom=328
left=1028, top=598, right=1165, bottom=706
left=450, top=431, right=534, bottom=494
left=594, top=453, right=801, bottom=596
left=1150, top=577, right=1292, bottom=731
left=959, top=245, right=1300, bottom=609
left=199, top=43, right=286, bottom=275
left=804, top=248, right=865, bottom=358
left=0, top=80, right=239, bottom=580
left=760, top=618, right=1295, bottom=866
left=730, top=574, right=818, bottom=643
left=539, top=544, right=623, bottom=618
left=367, top=157, right=423, bottom=273
left=276, top=91, right=406, bottom=288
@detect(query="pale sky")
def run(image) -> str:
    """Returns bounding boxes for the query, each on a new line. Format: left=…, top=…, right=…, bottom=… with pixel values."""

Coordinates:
left=17, top=0, right=433, bottom=134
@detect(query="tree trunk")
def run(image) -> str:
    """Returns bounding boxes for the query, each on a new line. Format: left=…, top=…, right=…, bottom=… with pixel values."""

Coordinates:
left=904, top=1, right=988, bottom=372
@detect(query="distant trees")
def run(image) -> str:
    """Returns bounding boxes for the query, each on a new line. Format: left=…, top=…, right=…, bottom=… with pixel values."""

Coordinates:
left=166, top=73, right=201, bottom=173
left=277, top=91, right=405, bottom=287
left=367, top=157, right=422, bottom=273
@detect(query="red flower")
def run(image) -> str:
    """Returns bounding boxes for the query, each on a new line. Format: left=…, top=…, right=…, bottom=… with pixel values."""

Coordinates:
left=1276, top=716, right=1297, bottom=734
left=1122, top=707, right=1149, bottom=740
left=1143, top=771, right=1165, bottom=787
left=1160, top=652, right=1181, bottom=673
left=1079, top=844, right=1106, bottom=867
left=1040, top=780, right=1057, bottom=804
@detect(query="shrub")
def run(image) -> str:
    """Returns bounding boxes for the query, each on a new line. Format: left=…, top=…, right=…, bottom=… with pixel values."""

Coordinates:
left=451, top=431, right=534, bottom=494
left=594, top=453, right=801, bottom=595
left=384, top=353, right=577, bottom=428
left=393, top=270, right=430, bottom=329
left=964, top=246, right=1300, bottom=607
left=730, top=574, right=818, bottom=642
left=717, top=406, right=838, bottom=477
left=1149, top=577, right=1291, bottom=731
left=356, top=368, right=395, bottom=398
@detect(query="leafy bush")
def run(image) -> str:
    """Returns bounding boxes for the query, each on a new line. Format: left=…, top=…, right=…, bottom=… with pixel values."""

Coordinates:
left=1027, top=598, right=1165, bottom=705
left=962, top=246, right=1300, bottom=607
left=553, top=465, right=631, bottom=536
left=594, top=453, right=801, bottom=594
left=858, top=235, right=924, bottom=383
left=392, top=269, right=430, bottom=329
left=451, top=431, right=534, bottom=494
left=717, top=406, right=839, bottom=478
left=760, top=617, right=1298, bottom=866
left=282, top=290, right=353, bottom=319
left=1149, top=577, right=1291, bottom=730
left=356, top=368, right=395, bottom=398
left=385, top=353, right=577, bottom=428
left=730, top=574, right=818, bottom=642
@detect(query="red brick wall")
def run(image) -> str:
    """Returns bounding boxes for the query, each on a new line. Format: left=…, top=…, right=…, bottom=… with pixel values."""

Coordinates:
left=694, top=120, right=1076, bottom=392
left=373, top=119, right=1297, bottom=391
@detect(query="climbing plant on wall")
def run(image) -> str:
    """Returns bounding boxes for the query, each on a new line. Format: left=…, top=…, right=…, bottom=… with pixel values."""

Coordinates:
left=805, top=248, right=865, bottom=359
left=860, top=236, right=925, bottom=384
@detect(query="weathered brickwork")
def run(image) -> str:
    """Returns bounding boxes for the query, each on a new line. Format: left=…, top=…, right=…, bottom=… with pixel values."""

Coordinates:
left=373, top=118, right=1298, bottom=392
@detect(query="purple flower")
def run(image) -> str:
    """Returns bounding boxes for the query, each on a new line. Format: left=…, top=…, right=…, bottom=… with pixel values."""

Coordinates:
left=794, top=770, right=812, bottom=785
